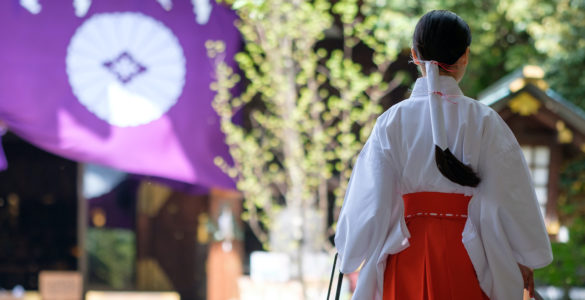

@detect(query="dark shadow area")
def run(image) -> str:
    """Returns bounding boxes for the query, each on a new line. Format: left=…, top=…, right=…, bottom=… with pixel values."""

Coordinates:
left=0, top=132, right=78, bottom=290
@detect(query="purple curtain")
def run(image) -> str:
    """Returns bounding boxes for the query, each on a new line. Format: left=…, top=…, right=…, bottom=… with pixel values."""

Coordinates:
left=0, top=0, right=239, bottom=189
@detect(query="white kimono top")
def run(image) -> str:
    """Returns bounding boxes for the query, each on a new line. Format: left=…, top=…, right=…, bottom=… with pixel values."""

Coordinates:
left=335, top=76, right=553, bottom=300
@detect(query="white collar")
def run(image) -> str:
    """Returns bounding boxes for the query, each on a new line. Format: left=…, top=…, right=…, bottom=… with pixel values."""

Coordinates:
left=411, top=76, right=464, bottom=98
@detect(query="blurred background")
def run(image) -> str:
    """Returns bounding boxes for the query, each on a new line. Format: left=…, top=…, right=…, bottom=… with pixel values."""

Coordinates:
left=0, top=0, right=584, bottom=299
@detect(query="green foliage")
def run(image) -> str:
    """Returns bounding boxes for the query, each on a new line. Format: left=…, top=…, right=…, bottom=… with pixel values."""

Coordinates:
left=210, top=0, right=411, bottom=250
left=87, top=228, right=136, bottom=289
left=369, top=0, right=545, bottom=96
left=534, top=218, right=585, bottom=288
left=345, top=0, right=583, bottom=101
left=535, top=157, right=585, bottom=287
left=558, top=157, right=585, bottom=218
left=498, top=0, right=585, bottom=107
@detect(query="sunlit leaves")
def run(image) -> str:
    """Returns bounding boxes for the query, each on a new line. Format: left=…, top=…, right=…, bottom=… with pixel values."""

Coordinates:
left=211, top=0, right=406, bottom=250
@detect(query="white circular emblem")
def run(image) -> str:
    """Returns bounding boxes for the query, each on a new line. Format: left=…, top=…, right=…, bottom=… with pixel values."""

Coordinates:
left=66, top=12, right=186, bottom=127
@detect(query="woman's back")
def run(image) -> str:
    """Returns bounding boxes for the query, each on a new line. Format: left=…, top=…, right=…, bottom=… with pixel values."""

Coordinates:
left=335, top=73, right=552, bottom=300
left=377, top=75, right=497, bottom=195
left=335, top=10, right=552, bottom=300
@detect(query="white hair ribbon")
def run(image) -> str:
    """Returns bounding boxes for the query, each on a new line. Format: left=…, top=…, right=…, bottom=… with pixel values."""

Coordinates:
left=425, top=60, right=448, bottom=150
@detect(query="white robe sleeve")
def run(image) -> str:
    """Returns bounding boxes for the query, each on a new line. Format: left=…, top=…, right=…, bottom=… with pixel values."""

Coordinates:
left=475, top=111, right=553, bottom=298
left=334, top=116, right=403, bottom=275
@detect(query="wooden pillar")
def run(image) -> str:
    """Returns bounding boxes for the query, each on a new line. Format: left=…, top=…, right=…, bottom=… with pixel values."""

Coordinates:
left=136, top=181, right=210, bottom=299
left=207, top=188, right=243, bottom=300
left=77, top=164, right=88, bottom=294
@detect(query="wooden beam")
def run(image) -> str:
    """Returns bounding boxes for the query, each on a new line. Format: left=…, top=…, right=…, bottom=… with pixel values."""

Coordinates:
left=525, top=107, right=585, bottom=150
left=76, top=164, right=88, bottom=295
left=207, top=188, right=244, bottom=300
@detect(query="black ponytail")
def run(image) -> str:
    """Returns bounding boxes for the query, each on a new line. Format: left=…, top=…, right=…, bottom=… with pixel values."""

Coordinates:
left=435, top=146, right=480, bottom=187
left=414, top=11, right=480, bottom=187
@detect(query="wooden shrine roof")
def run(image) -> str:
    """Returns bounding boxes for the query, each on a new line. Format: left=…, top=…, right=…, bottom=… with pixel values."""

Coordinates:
left=478, top=65, right=585, bottom=150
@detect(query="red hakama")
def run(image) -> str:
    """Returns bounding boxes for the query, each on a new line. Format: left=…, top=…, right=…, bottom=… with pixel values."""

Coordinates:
left=383, top=192, right=489, bottom=300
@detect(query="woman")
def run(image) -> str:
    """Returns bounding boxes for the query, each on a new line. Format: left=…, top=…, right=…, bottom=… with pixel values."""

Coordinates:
left=334, top=10, right=553, bottom=300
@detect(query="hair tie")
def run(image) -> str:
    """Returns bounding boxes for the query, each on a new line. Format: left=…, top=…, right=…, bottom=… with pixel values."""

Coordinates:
left=430, top=91, right=459, bottom=104
left=412, top=58, right=458, bottom=73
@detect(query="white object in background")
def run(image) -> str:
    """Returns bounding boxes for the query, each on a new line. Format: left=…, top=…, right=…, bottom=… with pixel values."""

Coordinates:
left=86, top=291, right=180, bottom=300
left=301, top=252, right=330, bottom=282
left=11, top=286, right=24, bottom=298
left=192, top=0, right=212, bottom=25
left=20, top=0, right=41, bottom=14
left=39, top=271, right=82, bottom=300
left=250, top=251, right=290, bottom=282
left=557, top=225, right=570, bottom=243
left=537, top=286, right=564, bottom=300
left=73, top=0, right=91, bottom=17
left=83, top=164, right=127, bottom=199
left=570, top=287, right=585, bottom=300
left=66, top=12, right=186, bottom=127
left=156, top=0, right=173, bottom=11
left=238, top=277, right=302, bottom=300
left=216, top=205, right=235, bottom=252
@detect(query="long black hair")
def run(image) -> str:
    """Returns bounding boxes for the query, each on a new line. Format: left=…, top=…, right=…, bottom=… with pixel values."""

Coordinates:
left=413, top=10, right=480, bottom=187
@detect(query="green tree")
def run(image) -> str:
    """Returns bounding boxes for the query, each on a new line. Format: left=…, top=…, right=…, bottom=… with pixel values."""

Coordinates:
left=369, top=0, right=545, bottom=97
left=488, top=0, right=585, bottom=106
left=87, top=229, right=136, bottom=289
left=209, top=0, right=411, bottom=295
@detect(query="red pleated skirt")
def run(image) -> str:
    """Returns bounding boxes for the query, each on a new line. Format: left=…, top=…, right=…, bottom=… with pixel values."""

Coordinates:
left=383, top=192, right=489, bottom=300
